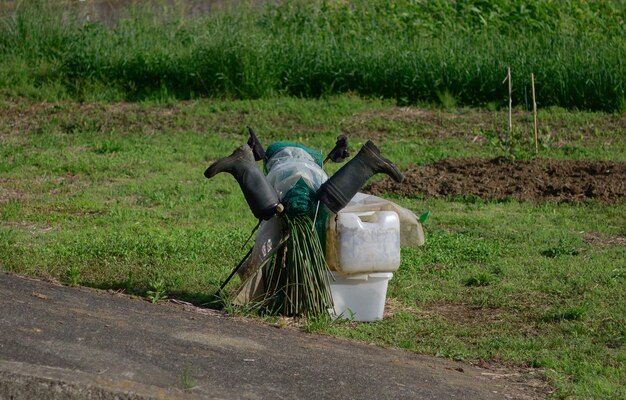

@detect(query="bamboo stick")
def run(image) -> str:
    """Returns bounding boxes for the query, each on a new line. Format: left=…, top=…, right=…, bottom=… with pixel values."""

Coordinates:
left=508, top=67, right=512, bottom=145
left=531, top=72, right=538, bottom=156
left=502, top=66, right=512, bottom=145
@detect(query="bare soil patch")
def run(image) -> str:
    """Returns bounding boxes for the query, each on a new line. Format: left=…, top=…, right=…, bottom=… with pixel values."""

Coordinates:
left=583, top=232, right=626, bottom=247
left=419, top=301, right=540, bottom=337
left=367, top=157, right=626, bottom=204
left=421, top=302, right=506, bottom=326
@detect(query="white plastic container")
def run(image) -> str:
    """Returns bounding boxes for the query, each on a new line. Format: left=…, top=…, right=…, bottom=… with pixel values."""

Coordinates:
left=326, top=211, right=401, bottom=274
left=328, top=271, right=393, bottom=322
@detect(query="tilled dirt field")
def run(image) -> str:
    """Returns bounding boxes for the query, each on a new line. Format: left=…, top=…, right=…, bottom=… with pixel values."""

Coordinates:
left=367, top=158, right=626, bottom=204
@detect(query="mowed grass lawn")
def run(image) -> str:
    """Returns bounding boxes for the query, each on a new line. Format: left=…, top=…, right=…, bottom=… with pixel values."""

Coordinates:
left=1, top=95, right=624, bottom=398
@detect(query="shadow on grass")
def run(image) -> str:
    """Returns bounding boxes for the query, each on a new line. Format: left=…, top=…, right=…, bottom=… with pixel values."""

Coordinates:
left=82, top=280, right=226, bottom=310
left=168, top=290, right=224, bottom=309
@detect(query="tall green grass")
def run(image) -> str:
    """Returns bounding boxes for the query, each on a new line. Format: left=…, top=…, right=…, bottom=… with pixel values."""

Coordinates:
left=0, top=0, right=624, bottom=110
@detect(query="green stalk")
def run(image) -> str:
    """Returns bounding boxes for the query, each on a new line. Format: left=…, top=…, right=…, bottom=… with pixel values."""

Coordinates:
left=260, top=214, right=333, bottom=316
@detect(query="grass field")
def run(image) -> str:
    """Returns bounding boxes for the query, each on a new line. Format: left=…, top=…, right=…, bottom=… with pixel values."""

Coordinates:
left=1, top=1, right=625, bottom=398
left=0, top=0, right=624, bottom=110
left=1, top=94, right=625, bottom=398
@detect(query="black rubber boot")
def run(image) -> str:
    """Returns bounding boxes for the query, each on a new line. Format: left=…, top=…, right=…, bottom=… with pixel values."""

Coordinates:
left=246, top=126, right=266, bottom=161
left=204, top=145, right=281, bottom=221
left=317, top=140, right=404, bottom=214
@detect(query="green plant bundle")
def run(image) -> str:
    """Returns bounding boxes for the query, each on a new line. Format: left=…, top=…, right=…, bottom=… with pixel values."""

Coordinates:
left=263, top=214, right=333, bottom=317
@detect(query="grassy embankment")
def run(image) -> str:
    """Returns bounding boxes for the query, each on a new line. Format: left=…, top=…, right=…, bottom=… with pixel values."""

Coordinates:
left=1, top=1, right=625, bottom=399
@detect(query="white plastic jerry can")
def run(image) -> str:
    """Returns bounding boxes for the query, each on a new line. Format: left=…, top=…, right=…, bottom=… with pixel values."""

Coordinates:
left=326, top=210, right=401, bottom=274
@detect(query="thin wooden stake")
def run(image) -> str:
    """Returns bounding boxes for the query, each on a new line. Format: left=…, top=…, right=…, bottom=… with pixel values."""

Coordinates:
left=531, top=72, right=538, bottom=156
left=502, top=67, right=513, bottom=155
left=507, top=67, right=512, bottom=144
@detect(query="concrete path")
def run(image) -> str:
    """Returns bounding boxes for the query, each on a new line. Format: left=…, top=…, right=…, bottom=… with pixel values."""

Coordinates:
left=0, top=272, right=540, bottom=399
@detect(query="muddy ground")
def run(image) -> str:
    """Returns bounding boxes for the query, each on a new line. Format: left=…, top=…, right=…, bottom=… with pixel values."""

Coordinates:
left=367, top=158, right=626, bottom=204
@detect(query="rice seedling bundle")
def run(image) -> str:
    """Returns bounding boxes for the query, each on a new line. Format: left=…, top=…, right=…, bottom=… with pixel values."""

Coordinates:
left=262, top=214, right=333, bottom=317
